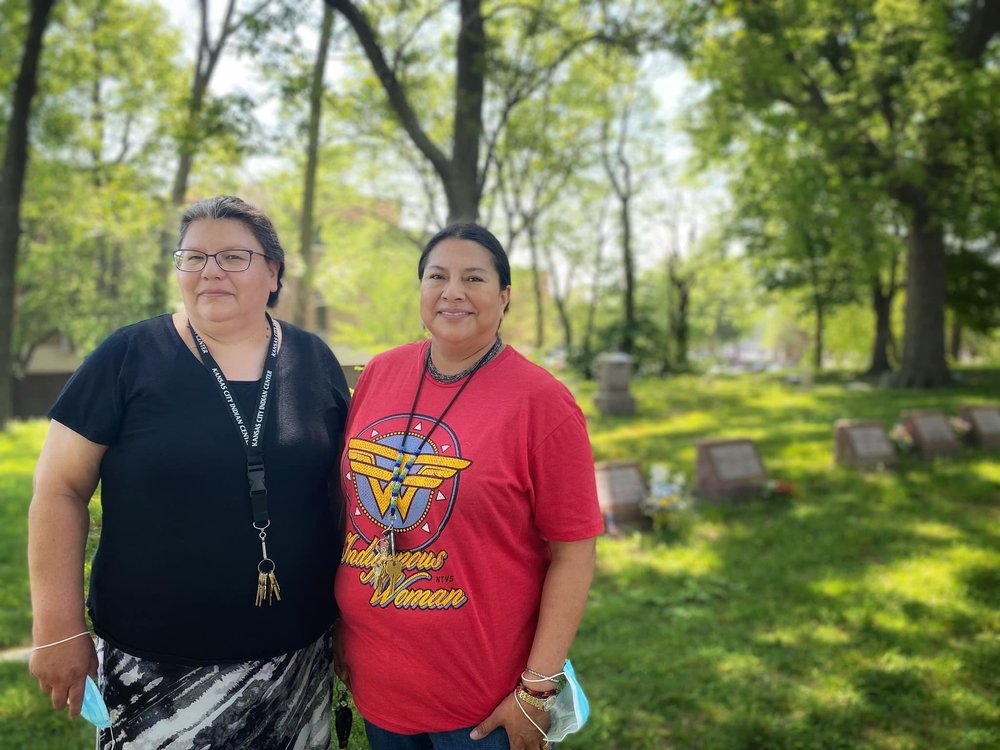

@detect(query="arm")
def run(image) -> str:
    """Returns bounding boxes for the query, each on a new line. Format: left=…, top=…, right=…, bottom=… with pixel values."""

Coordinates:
left=472, top=537, right=597, bottom=749
left=28, top=420, right=107, bottom=719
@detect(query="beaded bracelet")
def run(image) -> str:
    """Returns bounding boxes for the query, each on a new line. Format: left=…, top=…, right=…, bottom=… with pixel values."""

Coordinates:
left=517, top=678, right=559, bottom=698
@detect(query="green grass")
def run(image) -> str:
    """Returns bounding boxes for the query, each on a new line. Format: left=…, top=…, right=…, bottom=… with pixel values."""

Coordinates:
left=2, top=370, right=999, bottom=749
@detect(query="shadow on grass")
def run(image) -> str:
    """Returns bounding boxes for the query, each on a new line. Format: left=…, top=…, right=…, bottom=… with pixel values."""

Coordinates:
left=575, top=445, right=1000, bottom=749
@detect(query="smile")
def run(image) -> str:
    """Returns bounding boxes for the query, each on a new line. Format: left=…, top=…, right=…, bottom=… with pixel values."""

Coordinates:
left=438, top=311, right=472, bottom=318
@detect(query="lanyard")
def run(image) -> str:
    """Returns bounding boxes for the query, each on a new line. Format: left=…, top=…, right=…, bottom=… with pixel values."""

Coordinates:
left=188, top=314, right=283, bottom=605
left=370, top=337, right=500, bottom=597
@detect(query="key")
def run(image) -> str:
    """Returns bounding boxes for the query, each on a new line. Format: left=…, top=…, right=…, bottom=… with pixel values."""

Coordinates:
left=385, top=555, right=403, bottom=585
left=267, top=570, right=282, bottom=602
left=255, top=570, right=267, bottom=607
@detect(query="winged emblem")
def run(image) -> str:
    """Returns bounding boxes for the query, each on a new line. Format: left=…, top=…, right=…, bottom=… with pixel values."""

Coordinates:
left=347, top=438, right=472, bottom=522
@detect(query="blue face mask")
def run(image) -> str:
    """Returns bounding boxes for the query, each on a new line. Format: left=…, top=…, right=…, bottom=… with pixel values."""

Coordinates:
left=81, top=675, right=111, bottom=729
left=543, top=659, right=590, bottom=742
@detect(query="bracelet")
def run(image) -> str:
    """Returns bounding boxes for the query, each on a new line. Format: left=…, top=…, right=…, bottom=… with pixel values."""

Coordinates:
left=517, top=679, right=559, bottom=698
left=516, top=686, right=557, bottom=712
left=32, top=631, right=92, bottom=651
left=521, top=667, right=564, bottom=692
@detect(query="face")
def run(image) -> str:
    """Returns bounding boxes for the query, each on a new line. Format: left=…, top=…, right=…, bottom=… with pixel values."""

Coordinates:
left=176, top=218, right=278, bottom=326
left=420, top=238, right=511, bottom=352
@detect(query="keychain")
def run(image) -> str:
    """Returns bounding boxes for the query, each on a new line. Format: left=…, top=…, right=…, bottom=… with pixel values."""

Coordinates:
left=334, top=678, right=353, bottom=748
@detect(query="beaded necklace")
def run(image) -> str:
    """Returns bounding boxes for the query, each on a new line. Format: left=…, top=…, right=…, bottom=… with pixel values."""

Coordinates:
left=426, top=336, right=503, bottom=383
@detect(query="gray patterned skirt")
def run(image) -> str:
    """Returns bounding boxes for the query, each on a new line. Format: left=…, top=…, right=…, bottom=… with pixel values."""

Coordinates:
left=95, top=632, right=332, bottom=749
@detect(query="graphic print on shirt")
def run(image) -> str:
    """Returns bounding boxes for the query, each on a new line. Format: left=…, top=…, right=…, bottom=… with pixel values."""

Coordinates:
left=342, top=413, right=472, bottom=610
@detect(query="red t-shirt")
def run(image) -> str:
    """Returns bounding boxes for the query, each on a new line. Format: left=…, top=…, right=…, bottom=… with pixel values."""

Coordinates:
left=336, top=341, right=604, bottom=733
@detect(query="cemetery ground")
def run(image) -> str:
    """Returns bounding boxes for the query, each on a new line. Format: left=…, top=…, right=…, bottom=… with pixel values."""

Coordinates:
left=1, top=369, right=998, bottom=750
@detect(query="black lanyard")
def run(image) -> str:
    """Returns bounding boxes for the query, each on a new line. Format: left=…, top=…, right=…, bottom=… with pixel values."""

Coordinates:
left=188, top=314, right=279, bottom=527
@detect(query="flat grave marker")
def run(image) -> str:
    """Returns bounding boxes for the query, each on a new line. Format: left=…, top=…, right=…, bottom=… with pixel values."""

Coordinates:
left=959, top=405, right=1000, bottom=449
left=834, top=420, right=897, bottom=469
left=595, top=460, right=646, bottom=523
left=696, top=439, right=767, bottom=499
left=901, top=410, right=962, bottom=459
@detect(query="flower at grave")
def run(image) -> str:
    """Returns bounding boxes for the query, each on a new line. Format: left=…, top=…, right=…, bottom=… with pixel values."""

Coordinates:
left=888, top=423, right=914, bottom=452
left=949, top=416, right=972, bottom=438
left=641, top=463, right=691, bottom=531
left=761, top=479, right=795, bottom=499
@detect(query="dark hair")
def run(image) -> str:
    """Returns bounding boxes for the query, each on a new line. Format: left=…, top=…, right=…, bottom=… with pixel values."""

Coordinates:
left=418, top=223, right=511, bottom=311
left=179, top=195, right=285, bottom=307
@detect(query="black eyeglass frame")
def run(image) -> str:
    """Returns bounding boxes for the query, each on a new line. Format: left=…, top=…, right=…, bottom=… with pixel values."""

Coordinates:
left=173, top=248, right=264, bottom=273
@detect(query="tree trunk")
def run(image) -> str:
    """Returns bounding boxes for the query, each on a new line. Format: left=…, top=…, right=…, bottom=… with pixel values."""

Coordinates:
left=447, top=0, right=484, bottom=222
left=328, top=0, right=484, bottom=224
left=865, top=275, right=895, bottom=376
left=949, top=315, right=962, bottom=362
left=674, top=280, right=690, bottom=371
left=813, top=299, right=824, bottom=372
left=896, top=198, right=951, bottom=387
left=620, top=194, right=635, bottom=354
left=295, top=4, right=334, bottom=329
left=0, top=0, right=57, bottom=428
left=153, top=0, right=236, bottom=312
left=528, top=236, right=545, bottom=350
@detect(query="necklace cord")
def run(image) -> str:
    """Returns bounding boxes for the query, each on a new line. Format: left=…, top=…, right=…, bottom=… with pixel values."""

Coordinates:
left=386, top=338, right=500, bottom=526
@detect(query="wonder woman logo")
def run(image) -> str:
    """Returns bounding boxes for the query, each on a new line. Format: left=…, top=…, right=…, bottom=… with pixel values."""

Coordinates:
left=343, top=414, right=471, bottom=550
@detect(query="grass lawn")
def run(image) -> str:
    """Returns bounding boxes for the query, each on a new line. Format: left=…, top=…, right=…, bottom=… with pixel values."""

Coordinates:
left=2, top=369, right=998, bottom=749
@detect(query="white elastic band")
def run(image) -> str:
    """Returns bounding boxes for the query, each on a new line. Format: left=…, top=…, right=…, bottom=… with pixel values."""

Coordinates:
left=513, top=689, right=549, bottom=739
left=32, top=631, right=92, bottom=651
left=521, top=670, right=565, bottom=683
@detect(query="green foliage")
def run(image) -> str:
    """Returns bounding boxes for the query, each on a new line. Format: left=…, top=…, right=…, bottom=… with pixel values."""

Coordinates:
left=262, top=156, right=424, bottom=352
left=668, top=0, right=1000, bottom=380
left=949, top=245, right=1000, bottom=334
left=0, top=421, right=46, bottom=647
left=13, top=0, right=186, bottom=364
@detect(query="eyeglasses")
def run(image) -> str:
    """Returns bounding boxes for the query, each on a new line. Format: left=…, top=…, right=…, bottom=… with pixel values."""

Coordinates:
left=173, top=248, right=260, bottom=272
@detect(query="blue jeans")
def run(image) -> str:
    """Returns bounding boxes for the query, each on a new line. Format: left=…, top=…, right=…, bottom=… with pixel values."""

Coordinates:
left=364, top=720, right=511, bottom=750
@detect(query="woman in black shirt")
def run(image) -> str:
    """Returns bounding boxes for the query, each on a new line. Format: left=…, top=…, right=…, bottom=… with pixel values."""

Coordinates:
left=27, top=195, right=349, bottom=748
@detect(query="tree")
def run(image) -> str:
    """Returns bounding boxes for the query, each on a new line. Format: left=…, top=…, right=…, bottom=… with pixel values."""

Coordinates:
left=151, top=0, right=273, bottom=310
left=293, top=3, right=335, bottom=329
left=325, top=0, right=640, bottom=224
left=0, top=0, right=57, bottom=427
left=667, top=0, right=1000, bottom=386
left=491, top=49, right=612, bottom=352
left=14, top=0, right=186, bottom=369
left=324, top=0, right=486, bottom=223
left=599, top=70, right=664, bottom=357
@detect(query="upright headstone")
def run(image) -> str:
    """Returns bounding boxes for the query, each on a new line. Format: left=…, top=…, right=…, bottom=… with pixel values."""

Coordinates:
left=695, top=439, right=767, bottom=499
left=594, top=460, right=646, bottom=524
left=959, top=405, right=1000, bottom=449
left=901, top=409, right=962, bottom=459
left=594, top=352, right=636, bottom=416
left=834, top=420, right=897, bottom=469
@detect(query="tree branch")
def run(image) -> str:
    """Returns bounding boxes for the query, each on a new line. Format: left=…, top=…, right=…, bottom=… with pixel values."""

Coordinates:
left=324, top=0, right=452, bottom=184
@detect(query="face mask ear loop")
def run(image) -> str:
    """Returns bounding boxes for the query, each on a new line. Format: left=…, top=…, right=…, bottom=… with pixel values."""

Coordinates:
left=513, top=689, right=550, bottom=741
left=521, top=670, right=566, bottom=682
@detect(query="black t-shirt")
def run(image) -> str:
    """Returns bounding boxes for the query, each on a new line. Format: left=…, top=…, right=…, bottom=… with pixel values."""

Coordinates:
left=49, top=314, right=350, bottom=665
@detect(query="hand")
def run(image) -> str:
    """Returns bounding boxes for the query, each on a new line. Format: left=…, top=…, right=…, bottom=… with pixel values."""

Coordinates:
left=28, top=635, right=99, bottom=720
left=470, top=691, right=551, bottom=750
